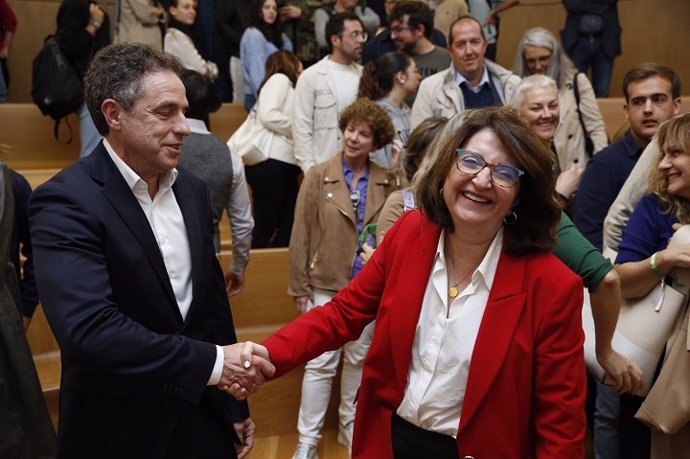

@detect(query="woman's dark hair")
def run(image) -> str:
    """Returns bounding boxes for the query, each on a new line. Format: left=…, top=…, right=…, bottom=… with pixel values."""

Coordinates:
left=358, top=52, right=411, bottom=100
left=413, top=106, right=561, bottom=255
left=250, top=0, right=284, bottom=49
left=339, top=98, right=395, bottom=150
left=402, top=117, right=447, bottom=182
left=258, top=50, right=301, bottom=94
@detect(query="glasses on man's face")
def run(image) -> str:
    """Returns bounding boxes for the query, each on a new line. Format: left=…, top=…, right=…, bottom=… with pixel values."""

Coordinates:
left=345, top=30, right=368, bottom=41
left=391, top=25, right=414, bottom=35
left=456, top=149, right=524, bottom=188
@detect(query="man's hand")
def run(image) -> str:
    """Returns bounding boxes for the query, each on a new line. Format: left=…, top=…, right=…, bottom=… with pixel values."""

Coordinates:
left=234, top=417, right=256, bottom=459
left=219, top=342, right=274, bottom=399
left=280, top=4, right=302, bottom=21
left=22, top=316, right=31, bottom=331
left=225, top=270, right=245, bottom=296
left=89, top=3, right=105, bottom=23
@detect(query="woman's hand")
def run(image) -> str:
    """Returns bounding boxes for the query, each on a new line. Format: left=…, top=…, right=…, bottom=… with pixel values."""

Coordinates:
left=656, top=244, right=690, bottom=272
left=293, top=295, right=311, bottom=313
left=360, top=243, right=375, bottom=265
left=597, top=348, right=644, bottom=395
left=555, top=164, right=583, bottom=199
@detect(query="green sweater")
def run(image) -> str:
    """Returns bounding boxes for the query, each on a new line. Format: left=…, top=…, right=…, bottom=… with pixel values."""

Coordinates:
left=553, top=212, right=612, bottom=291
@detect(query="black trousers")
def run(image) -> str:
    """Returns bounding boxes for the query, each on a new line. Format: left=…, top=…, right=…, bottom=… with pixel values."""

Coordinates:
left=391, top=413, right=459, bottom=459
left=245, top=159, right=301, bottom=248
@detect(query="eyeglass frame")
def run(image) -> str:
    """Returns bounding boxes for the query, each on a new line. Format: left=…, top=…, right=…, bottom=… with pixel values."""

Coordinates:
left=391, top=24, right=416, bottom=35
left=340, top=30, right=369, bottom=41
left=455, top=148, right=524, bottom=188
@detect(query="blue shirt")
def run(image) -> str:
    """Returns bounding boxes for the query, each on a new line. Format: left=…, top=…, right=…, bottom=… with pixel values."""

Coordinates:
left=342, top=158, right=369, bottom=279
left=616, top=194, right=675, bottom=265
left=240, top=27, right=293, bottom=97
left=574, top=130, right=643, bottom=250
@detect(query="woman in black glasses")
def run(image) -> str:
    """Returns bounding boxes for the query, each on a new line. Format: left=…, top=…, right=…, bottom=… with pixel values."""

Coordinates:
left=257, top=106, right=587, bottom=458
left=287, top=97, right=397, bottom=458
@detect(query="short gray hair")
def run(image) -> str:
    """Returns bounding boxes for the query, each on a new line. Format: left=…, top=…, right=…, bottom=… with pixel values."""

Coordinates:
left=84, top=42, right=183, bottom=136
left=510, top=74, right=558, bottom=113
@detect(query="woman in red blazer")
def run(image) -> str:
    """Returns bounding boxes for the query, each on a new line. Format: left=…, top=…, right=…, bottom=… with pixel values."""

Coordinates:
left=260, top=107, right=586, bottom=458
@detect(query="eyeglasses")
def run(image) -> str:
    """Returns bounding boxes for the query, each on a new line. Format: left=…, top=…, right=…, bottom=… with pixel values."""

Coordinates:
left=456, top=149, right=524, bottom=188
left=343, top=30, right=368, bottom=41
left=391, top=25, right=415, bottom=35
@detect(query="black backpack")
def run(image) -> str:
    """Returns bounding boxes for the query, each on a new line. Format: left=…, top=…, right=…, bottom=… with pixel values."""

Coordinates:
left=31, top=35, right=84, bottom=143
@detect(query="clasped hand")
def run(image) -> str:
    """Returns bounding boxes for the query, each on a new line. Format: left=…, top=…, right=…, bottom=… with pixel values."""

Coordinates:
left=219, top=342, right=274, bottom=400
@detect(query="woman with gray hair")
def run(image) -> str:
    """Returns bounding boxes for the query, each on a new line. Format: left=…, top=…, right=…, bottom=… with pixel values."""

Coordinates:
left=511, top=74, right=583, bottom=202
left=513, top=27, right=608, bottom=168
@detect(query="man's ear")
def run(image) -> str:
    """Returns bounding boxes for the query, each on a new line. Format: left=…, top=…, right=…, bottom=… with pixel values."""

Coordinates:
left=101, top=99, right=123, bottom=131
left=330, top=33, right=341, bottom=51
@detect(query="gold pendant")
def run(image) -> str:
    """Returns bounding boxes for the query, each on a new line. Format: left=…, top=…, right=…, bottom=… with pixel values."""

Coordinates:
left=448, top=286, right=458, bottom=298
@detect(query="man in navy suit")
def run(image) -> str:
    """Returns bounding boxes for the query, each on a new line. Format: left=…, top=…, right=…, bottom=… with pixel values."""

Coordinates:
left=30, top=42, right=273, bottom=459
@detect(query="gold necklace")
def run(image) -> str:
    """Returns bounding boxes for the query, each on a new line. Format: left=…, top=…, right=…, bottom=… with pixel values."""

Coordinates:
left=447, top=255, right=474, bottom=299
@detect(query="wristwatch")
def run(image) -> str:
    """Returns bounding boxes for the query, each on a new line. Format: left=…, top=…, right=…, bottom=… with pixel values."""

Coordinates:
left=89, top=19, right=102, bottom=29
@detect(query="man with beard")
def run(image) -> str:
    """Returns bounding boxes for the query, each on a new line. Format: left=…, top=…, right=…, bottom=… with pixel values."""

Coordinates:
left=389, top=1, right=450, bottom=81
left=292, top=12, right=365, bottom=172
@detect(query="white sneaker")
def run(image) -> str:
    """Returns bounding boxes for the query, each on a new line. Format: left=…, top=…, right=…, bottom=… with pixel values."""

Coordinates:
left=292, top=442, right=319, bottom=459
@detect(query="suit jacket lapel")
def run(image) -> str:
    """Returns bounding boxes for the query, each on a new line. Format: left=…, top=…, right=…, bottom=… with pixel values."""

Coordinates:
left=89, top=145, right=179, bottom=313
left=458, top=250, right=527, bottom=432
left=173, top=176, right=203, bottom=328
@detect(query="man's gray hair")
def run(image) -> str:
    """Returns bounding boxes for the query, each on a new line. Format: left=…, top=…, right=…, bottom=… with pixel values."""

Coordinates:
left=84, top=42, right=183, bottom=136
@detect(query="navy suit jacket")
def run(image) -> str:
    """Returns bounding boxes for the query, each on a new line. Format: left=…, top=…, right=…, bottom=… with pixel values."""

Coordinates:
left=30, top=143, right=248, bottom=457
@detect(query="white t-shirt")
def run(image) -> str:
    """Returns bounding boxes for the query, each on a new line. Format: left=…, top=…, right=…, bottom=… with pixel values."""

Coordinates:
left=327, top=60, right=361, bottom=113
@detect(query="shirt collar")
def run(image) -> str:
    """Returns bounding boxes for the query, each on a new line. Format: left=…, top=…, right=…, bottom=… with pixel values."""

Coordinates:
left=103, top=138, right=178, bottom=195
left=435, top=226, right=504, bottom=292
left=187, top=118, right=210, bottom=135
left=455, top=64, right=490, bottom=90
left=621, top=129, right=646, bottom=158
left=341, top=156, right=370, bottom=181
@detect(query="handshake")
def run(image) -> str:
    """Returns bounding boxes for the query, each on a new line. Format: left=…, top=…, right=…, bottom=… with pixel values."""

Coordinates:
left=219, top=342, right=274, bottom=400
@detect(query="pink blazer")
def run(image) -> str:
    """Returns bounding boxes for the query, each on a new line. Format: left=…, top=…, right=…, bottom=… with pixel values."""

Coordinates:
left=263, top=210, right=586, bottom=459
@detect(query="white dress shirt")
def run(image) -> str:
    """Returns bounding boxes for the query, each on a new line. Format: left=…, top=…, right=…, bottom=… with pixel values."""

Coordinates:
left=104, top=139, right=224, bottom=385
left=396, top=227, right=503, bottom=437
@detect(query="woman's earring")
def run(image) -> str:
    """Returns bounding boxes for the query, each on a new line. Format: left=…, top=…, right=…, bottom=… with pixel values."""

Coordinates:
left=439, top=187, right=444, bottom=196
left=503, top=211, right=518, bottom=225
left=399, top=78, right=406, bottom=83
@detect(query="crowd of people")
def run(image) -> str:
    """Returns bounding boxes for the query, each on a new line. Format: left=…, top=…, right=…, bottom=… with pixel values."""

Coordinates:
left=2, top=0, right=690, bottom=459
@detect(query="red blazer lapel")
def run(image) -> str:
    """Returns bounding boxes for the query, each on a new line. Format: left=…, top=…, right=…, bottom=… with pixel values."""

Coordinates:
left=458, top=250, right=527, bottom=432
left=387, top=214, right=441, bottom=393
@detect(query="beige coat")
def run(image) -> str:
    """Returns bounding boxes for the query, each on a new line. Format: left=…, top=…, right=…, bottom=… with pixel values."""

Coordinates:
left=553, top=72, right=609, bottom=171
left=410, top=60, right=521, bottom=129
left=288, top=154, right=396, bottom=297
left=114, top=0, right=162, bottom=51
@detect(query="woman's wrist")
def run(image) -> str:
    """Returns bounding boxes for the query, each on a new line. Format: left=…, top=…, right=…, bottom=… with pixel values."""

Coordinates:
left=649, top=252, right=665, bottom=279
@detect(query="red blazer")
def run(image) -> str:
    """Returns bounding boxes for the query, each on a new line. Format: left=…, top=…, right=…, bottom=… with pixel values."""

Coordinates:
left=263, top=210, right=586, bottom=459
